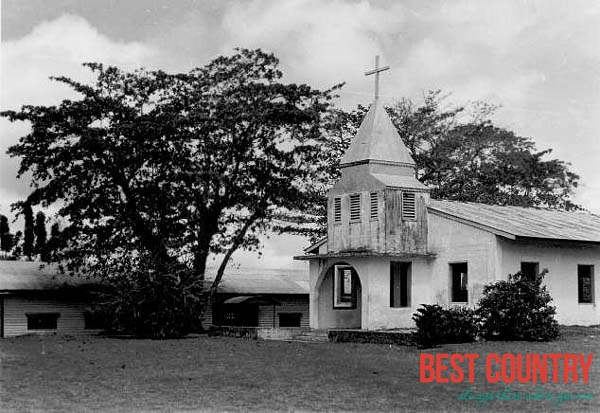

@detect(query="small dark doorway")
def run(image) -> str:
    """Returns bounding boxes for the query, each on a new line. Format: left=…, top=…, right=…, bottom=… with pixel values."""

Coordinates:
left=450, top=263, right=468, bottom=303
left=221, top=304, right=258, bottom=327
left=390, top=262, right=411, bottom=308
left=278, top=313, right=302, bottom=327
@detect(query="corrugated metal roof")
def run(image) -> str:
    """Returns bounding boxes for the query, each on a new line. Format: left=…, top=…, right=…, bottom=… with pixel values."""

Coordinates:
left=205, top=267, right=308, bottom=295
left=0, top=261, right=99, bottom=291
left=0, top=261, right=308, bottom=295
left=429, top=200, right=600, bottom=243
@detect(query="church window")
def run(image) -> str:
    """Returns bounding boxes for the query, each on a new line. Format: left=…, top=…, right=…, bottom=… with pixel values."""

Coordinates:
left=450, top=263, right=468, bottom=303
left=578, top=265, right=594, bottom=304
left=520, top=262, right=539, bottom=280
left=333, top=197, right=341, bottom=223
left=370, top=192, right=378, bottom=220
left=26, top=313, right=60, bottom=330
left=333, top=264, right=356, bottom=308
left=349, top=194, right=361, bottom=221
left=390, top=262, right=411, bottom=308
left=402, top=192, right=416, bottom=220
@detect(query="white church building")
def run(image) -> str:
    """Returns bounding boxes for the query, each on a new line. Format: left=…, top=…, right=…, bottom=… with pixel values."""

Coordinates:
left=295, top=95, right=600, bottom=330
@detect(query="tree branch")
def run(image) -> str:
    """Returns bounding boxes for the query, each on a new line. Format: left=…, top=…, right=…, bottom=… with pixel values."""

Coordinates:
left=209, top=211, right=261, bottom=297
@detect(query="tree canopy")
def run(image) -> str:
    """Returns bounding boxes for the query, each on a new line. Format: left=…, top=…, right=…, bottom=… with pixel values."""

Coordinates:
left=3, top=49, right=337, bottom=337
left=387, top=92, right=579, bottom=209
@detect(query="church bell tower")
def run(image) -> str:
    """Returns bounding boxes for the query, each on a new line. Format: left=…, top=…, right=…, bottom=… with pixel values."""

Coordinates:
left=327, top=57, right=430, bottom=254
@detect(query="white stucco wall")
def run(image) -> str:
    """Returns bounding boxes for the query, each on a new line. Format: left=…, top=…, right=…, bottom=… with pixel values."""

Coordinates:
left=497, top=238, right=600, bottom=326
left=428, top=213, right=498, bottom=307
left=309, top=256, right=433, bottom=330
left=361, top=257, right=432, bottom=330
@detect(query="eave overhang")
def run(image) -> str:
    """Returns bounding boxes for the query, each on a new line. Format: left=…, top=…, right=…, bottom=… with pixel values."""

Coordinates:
left=294, top=251, right=436, bottom=261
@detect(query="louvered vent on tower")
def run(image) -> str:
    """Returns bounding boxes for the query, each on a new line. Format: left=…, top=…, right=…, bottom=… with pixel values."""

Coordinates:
left=402, top=192, right=416, bottom=220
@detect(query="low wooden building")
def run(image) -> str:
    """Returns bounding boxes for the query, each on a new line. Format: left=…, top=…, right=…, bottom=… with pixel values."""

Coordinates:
left=0, top=261, right=101, bottom=338
left=204, top=268, right=309, bottom=329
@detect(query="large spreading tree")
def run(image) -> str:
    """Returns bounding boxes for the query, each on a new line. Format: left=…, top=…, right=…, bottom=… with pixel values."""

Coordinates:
left=3, top=49, right=337, bottom=337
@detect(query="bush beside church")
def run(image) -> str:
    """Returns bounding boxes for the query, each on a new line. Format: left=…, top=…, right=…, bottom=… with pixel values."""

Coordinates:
left=412, top=271, right=560, bottom=348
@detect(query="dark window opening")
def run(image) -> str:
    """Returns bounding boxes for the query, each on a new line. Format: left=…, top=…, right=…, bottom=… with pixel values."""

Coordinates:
left=26, top=313, right=60, bottom=330
left=578, top=265, right=594, bottom=304
left=279, top=313, right=302, bottom=327
left=521, top=262, right=539, bottom=280
left=451, top=263, right=468, bottom=303
left=390, top=262, right=411, bottom=308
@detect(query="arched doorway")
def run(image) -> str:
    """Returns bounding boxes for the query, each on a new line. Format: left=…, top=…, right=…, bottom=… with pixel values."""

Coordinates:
left=316, top=262, right=362, bottom=329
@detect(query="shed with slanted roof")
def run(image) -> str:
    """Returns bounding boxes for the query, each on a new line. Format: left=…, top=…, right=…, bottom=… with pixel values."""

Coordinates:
left=204, top=267, right=309, bottom=328
left=0, top=261, right=102, bottom=337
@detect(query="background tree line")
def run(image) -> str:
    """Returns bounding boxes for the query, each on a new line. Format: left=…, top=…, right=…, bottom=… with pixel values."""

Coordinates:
left=1, top=49, right=580, bottom=337
left=0, top=205, right=62, bottom=261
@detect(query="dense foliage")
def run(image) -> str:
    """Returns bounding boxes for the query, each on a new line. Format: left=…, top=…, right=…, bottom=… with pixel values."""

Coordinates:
left=412, top=304, right=478, bottom=348
left=477, top=270, right=560, bottom=341
left=3, top=49, right=336, bottom=338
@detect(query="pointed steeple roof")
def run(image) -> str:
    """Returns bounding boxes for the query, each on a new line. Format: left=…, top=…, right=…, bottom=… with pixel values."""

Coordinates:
left=340, top=99, right=415, bottom=168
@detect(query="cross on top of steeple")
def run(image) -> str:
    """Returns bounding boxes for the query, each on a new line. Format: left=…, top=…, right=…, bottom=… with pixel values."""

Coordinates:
left=364, top=55, right=390, bottom=101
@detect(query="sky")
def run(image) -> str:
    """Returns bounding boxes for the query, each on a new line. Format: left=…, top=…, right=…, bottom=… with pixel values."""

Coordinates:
left=1, top=0, right=599, bottom=270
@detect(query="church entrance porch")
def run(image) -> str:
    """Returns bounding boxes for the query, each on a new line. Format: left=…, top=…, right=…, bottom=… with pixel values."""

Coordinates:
left=315, top=263, right=362, bottom=329
left=302, top=254, right=435, bottom=331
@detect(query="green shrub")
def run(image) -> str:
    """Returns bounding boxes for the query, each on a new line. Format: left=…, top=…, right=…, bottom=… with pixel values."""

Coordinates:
left=476, top=270, right=559, bottom=341
left=412, top=304, right=477, bottom=348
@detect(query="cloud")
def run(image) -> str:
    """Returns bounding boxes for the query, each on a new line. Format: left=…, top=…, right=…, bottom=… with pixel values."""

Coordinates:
left=1, top=14, right=155, bottom=109
left=219, top=0, right=406, bottom=90
left=0, top=14, right=156, bottom=215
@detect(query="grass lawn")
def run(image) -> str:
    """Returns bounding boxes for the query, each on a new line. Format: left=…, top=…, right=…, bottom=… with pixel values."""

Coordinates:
left=1, top=327, right=598, bottom=412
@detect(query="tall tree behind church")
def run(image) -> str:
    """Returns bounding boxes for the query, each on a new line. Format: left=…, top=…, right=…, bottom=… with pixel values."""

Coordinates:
left=386, top=91, right=579, bottom=209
